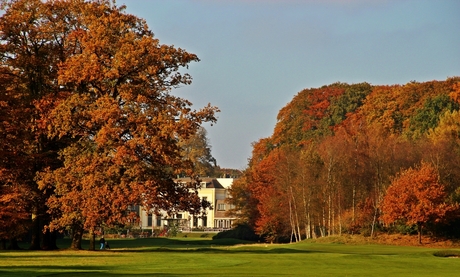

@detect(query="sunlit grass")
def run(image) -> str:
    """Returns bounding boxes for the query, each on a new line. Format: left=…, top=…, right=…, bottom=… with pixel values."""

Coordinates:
left=2, top=236, right=460, bottom=276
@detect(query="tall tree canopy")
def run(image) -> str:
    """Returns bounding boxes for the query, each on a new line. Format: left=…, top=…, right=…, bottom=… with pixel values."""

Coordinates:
left=0, top=0, right=218, bottom=250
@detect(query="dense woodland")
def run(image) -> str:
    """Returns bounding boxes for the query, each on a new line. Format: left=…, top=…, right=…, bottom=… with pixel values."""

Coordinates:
left=228, top=78, right=460, bottom=243
left=0, top=0, right=221, bottom=250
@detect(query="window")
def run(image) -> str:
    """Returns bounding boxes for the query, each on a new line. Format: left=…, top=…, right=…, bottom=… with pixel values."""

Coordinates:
left=156, top=216, right=162, bottom=227
left=176, top=214, right=182, bottom=219
left=217, top=204, right=226, bottom=211
left=202, top=216, right=207, bottom=227
left=147, top=214, right=152, bottom=227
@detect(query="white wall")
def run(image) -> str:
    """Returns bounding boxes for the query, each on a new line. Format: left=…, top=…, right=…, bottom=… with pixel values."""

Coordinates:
left=137, top=178, right=234, bottom=231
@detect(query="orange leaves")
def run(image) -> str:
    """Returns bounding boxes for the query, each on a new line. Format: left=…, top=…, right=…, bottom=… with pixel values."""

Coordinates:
left=0, top=185, right=30, bottom=240
left=381, top=162, right=456, bottom=228
left=243, top=78, right=460, bottom=241
left=1, top=0, right=219, bottom=241
left=449, top=82, right=460, bottom=104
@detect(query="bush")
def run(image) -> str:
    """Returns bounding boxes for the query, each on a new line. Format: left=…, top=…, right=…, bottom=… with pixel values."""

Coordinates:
left=212, top=224, right=261, bottom=242
left=433, top=250, right=460, bottom=257
left=385, top=221, right=417, bottom=235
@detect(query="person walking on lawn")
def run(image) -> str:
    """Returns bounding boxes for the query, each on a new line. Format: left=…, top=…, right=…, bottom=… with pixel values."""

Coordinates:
left=99, top=236, right=105, bottom=250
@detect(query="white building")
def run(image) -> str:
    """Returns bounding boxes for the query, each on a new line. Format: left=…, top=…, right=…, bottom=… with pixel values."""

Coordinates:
left=137, top=177, right=235, bottom=233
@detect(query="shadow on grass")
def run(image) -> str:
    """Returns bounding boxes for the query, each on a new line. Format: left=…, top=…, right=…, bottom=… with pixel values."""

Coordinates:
left=16, top=237, right=316, bottom=255
left=66, top=237, right=255, bottom=249
left=0, top=271, right=207, bottom=276
left=110, top=246, right=319, bottom=255
left=0, top=265, right=196, bottom=276
left=1, top=254, right=115, bottom=259
left=13, top=237, right=403, bottom=256
left=0, top=265, right=105, bottom=276
left=433, top=250, right=460, bottom=258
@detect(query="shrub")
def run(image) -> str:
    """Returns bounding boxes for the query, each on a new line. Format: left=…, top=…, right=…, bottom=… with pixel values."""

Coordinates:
left=212, top=224, right=260, bottom=241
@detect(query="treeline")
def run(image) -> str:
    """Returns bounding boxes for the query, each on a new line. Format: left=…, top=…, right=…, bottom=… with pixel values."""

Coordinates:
left=229, top=78, right=460, bottom=242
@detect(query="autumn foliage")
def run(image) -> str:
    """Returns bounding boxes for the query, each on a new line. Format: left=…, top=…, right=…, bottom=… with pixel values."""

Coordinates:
left=0, top=0, right=217, bottom=250
left=230, top=78, right=460, bottom=243
left=2, top=0, right=460, bottom=249
left=381, top=163, right=457, bottom=244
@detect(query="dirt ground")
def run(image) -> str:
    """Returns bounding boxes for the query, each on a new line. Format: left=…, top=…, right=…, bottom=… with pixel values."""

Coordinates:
left=313, top=233, right=460, bottom=248
left=372, top=233, right=460, bottom=248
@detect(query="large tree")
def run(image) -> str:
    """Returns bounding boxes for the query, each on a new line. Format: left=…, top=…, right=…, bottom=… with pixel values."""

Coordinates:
left=1, top=0, right=218, bottom=250
left=0, top=0, right=75, bottom=249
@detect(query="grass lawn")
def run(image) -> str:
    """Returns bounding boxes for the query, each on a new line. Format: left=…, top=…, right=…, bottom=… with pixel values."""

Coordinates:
left=1, top=235, right=460, bottom=276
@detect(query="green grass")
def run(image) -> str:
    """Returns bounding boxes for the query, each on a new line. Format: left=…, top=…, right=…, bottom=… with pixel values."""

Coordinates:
left=1, top=236, right=460, bottom=276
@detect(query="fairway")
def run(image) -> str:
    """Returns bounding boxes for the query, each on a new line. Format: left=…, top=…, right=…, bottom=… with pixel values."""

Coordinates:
left=1, top=237, right=460, bottom=276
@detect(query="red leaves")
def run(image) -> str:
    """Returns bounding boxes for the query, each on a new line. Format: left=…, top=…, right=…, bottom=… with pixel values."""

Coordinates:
left=303, top=87, right=344, bottom=131
left=381, top=163, right=457, bottom=228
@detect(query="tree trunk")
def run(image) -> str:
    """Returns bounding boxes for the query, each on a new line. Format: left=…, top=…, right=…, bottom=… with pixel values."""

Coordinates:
left=326, top=157, right=333, bottom=236
left=417, top=223, right=423, bottom=244
left=89, top=229, right=96, bottom=251
left=7, top=239, right=21, bottom=250
left=321, top=207, right=326, bottom=237
left=305, top=211, right=312, bottom=239
left=370, top=207, right=378, bottom=238
left=29, top=210, right=41, bottom=250
left=337, top=197, right=342, bottom=236
left=70, top=224, right=83, bottom=250
left=290, top=186, right=301, bottom=242
left=352, top=185, right=356, bottom=234
left=288, top=195, right=294, bottom=243
left=302, top=186, right=311, bottom=239
left=328, top=193, right=332, bottom=236
left=42, top=229, right=58, bottom=250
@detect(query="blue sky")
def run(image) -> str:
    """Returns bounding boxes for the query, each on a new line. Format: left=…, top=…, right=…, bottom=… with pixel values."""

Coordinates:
left=121, top=0, right=460, bottom=170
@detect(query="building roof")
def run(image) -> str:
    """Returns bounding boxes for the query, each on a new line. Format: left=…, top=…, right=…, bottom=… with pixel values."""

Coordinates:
left=175, top=177, right=233, bottom=189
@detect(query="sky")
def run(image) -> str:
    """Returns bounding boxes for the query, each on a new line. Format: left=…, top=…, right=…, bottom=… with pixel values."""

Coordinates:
left=120, top=0, right=460, bottom=170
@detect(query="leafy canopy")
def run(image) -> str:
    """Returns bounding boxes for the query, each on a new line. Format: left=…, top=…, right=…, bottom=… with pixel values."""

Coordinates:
left=0, top=0, right=218, bottom=247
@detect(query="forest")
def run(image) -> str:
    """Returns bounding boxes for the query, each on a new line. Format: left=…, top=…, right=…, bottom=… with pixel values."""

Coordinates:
left=229, top=78, right=460, bottom=243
